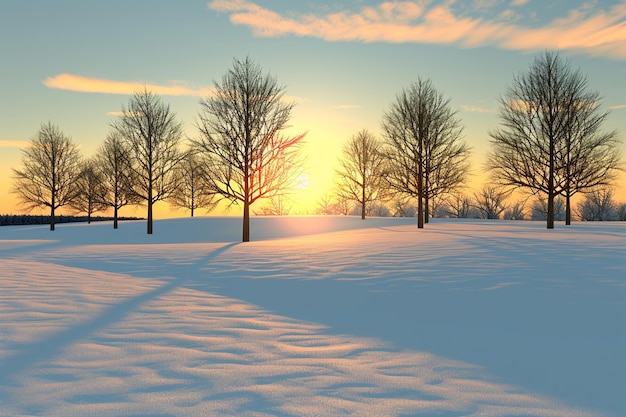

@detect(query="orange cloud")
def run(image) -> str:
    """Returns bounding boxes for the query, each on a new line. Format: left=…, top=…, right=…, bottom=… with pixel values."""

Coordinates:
left=0, top=140, right=30, bottom=148
left=44, top=74, right=214, bottom=97
left=45, top=74, right=304, bottom=103
left=609, top=104, right=626, bottom=110
left=208, top=1, right=626, bottom=59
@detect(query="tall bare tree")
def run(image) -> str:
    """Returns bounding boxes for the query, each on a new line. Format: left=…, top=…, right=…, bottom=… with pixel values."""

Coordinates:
left=71, top=158, right=108, bottom=223
left=194, top=57, right=305, bottom=242
left=487, top=51, right=622, bottom=229
left=382, top=77, right=470, bottom=228
left=559, top=87, right=621, bottom=224
left=335, top=129, right=387, bottom=219
left=12, top=122, right=82, bottom=230
left=112, top=89, right=184, bottom=234
left=94, top=131, right=139, bottom=229
left=169, top=152, right=218, bottom=217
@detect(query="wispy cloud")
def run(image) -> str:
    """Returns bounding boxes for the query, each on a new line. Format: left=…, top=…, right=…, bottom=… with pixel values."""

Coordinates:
left=208, top=1, right=626, bottom=59
left=283, top=94, right=305, bottom=104
left=44, top=74, right=213, bottom=97
left=609, top=104, right=626, bottom=110
left=45, top=74, right=304, bottom=103
left=461, top=104, right=493, bottom=113
left=0, top=140, right=30, bottom=148
left=511, top=0, right=530, bottom=6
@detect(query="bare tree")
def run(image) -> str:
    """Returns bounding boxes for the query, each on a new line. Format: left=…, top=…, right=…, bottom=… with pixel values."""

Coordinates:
left=429, top=194, right=448, bottom=218
left=487, top=51, right=622, bottom=229
left=472, top=186, right=510, bottom=220
left=616, top=202, right=626, bottom=221
left=194, top=57, right=305, bottom=242
left=169, top=152, right=218, bottom=217
left=503, top=200, right=527, bottom=220
left=335, top=129, right=388, bottom=219
left=382, top=77, right=470, bottom=228
left=316, top=194, right=337, bottom=215
left=443, top=192, right=475, bottom=218
left=112, top=89, right=184, bottom=234
left=255, top=195, right=292, bottom=216
left=71, top=158, right=108, bottom=223
left=12, top=122, right=82, bottom=230
left=94, top=131, right=140, bottom=229
left=576, top=188, right=617, bottom=221
left=362, top=203, right=391, bottom=217
left=315, top=193, right=351, bottom=216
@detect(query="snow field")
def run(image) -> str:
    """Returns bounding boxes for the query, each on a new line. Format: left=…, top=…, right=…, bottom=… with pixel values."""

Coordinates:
left=0, top=217, right=624, bottom=416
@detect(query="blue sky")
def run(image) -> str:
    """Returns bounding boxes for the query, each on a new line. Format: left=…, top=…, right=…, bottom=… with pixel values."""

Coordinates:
left=1, top=0, right=625, bottom=215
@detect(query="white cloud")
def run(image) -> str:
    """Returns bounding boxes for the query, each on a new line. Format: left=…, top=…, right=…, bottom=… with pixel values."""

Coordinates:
left=208, top=1, right=626, bottom=60
left=609, top=104, right=626, bottom=110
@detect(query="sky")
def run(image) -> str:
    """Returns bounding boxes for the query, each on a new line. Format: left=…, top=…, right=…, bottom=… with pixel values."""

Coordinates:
left=1, top=0, right=625, bottom=217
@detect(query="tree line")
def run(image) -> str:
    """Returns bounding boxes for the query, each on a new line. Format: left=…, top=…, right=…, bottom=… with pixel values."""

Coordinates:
left=316, top=185, right=626, bottom=222
left=9, top=52, right=624, bottom=241
left=0, top=214, right=142, bottom=227
left=12, top=57, right=304, bottom=241
left=328, top=51, right=622, bottom=227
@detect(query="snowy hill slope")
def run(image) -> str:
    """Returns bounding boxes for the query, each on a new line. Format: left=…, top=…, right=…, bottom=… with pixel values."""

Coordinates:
left=1, top=217, right=624, bottom=416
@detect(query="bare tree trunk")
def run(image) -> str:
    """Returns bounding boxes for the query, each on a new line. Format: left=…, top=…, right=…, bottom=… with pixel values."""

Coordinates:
left=547, top=139, right=555, bottom=229
left=50, top=205, right=55, bottom=231
left=424, top=175, right=430, bottom=224
left=113, top=185, right=119, bottom=229
left=147, top=169, right=153, bottom=234
left=147, top=200, right=153, bottom=234
left=424, top=165, right=430, bottom=224
left=547, top=191, right=555, bottom=229
left=361, top=181, right=366, bottom=220
left=243, top=200, right=250, bottom=242
left=417, top=160, right=424, bottom=229
left=51, top=179, right=56, bottom=231
left=565, top=143, right=571, bottom=226
left=565, top=191, right=571, bottom=225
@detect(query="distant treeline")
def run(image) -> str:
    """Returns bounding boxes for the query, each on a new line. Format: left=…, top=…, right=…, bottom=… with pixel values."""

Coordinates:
left=0, top=214, right=143, bottom=227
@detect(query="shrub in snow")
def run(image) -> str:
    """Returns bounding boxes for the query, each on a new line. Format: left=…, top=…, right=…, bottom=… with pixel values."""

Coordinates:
left=576, top=189, right=618, bottom=221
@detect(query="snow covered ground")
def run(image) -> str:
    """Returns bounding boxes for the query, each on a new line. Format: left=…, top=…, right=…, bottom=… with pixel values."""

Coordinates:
left=0, top=216, right=624, bottom=417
